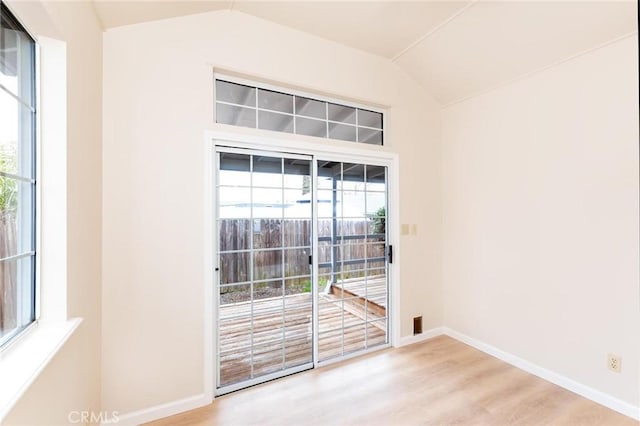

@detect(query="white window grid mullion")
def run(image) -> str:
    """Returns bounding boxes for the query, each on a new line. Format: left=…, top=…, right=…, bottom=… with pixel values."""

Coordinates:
left=355, top=109, right=359, bottom=143
left=325, top=103, right=329, bottom=141
left=292, top=96, right=297, bottom=134
left=255, top=89, right=259, bottom=130
left=0, top=171, right=36, bottom=184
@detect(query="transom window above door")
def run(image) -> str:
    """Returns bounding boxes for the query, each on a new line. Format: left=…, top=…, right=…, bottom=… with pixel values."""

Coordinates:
left=214, top=77, right=384, bottom=146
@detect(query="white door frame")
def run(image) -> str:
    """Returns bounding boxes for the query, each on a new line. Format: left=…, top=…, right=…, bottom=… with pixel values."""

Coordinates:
left=203, top=129, right=401, bottom=401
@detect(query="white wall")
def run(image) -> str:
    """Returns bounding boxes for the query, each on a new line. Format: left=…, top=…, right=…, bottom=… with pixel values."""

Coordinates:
left=102, top=10, right=442, bottom=414
left=3, top=1, right=103, bottom=425
left=442, top=35, right=639, bottom=407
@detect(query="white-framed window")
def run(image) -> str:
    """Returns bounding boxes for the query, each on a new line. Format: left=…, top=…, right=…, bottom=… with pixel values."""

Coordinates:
left=214, top=77, right=385, bottom=146
left=0, top=1, right=37, bottom=348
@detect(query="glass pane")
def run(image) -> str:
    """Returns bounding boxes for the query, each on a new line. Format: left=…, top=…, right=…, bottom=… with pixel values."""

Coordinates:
left=328, top=103, right=356, bottom=124
left=365, top=276, right=387, bottom=315
left=252, top=155, right=282, bottom=188
left=366, top=320, right=387, bottom=348
left=216, top=103, right=256, bottom=128
left=358, top=128, right=383, bottom=145
left=254, top=249, right=282, bottom=281
left=295, top=117, right=326, bottom=138
left=284, top=196, right=310, bottom=219
left=318, top=327, right=344, bottom=361
left=317, top=219, right=333, bottom=238
left=0, top=89, right=34, bottom=178
left=218, top=348, right=252, bottom=386
left=283, top=158, right=310, bottom=189
left=341, top=163, right=365, bottom=185
left=317, top=161, right=340, bottom=189
left=0, top=256, right=34, bottom=340
left=343, top=322, right=366, bottom=355
left=318, top=300, right=344, bottom=332
left=317, top=241, right=332, bottom=264
left=218, top=219, right=250, bottom=252
left=367, top=242, right=386, bottom=260
left=218, top=187, right=250, bottom=218
left=0, top=179, right=33, bottom=258
left=366, top=192, right=386, bottom=216
left=283, top=219, right=311, bottom=247
left=284, top=276, right=312, bottom=296
left=339, top=220, right=367, bottom=237
left=340, top=241, right=366, bottom=263
left=284, top=248, right=311, bottom=278
left=253, top=342, right=285, bottom=377
left=253, top=279, right=283, bottom=301
left=218, top=152, right=250, bottom=187
left=219, top=252, right=250, bottom=284
left=258, top=89, right=293, bottom=114
left=252, top=189, right=283, bottom=219
left=366, top=165, right=386, bottom=189
left=219, top=311, right=251, bottom=351
left=341, top=192, right=366, bottom=219
left=295, top=97, right=326, bottom=120
left=0, top=25, right=35, bottom=106
left=258, top=110, right=293, bottom=133
left=216, top=80, right=256, bottom=106
left=284, top=333, right=312, bottom=368
left=317, top=190, right=341, bottom=218
left=328, top=123, right=356, bottom=142
left=252, top=219, right=281, bottom=249
left=357, top=109, right=382, bottom=129
left=219, top=283, right=251, bottom=305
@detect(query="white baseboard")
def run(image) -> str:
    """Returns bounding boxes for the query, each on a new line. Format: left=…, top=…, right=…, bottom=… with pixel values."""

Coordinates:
left=104, top=393, right=211, bottom=426
left=396, top=327, right=444, bottom=347
left=443, top=327, right=640, bottom=421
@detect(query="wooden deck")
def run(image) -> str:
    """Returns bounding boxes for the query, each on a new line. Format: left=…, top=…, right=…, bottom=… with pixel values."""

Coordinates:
left=219, top=279, right=388, bottom=388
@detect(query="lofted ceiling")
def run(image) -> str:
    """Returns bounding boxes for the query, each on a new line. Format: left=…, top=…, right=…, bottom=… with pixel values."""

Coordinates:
left=92, top=0, right=638, bottom=105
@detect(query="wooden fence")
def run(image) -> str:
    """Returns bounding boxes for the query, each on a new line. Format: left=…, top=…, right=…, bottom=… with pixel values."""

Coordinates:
left=218, top=219, right=385, bottom=291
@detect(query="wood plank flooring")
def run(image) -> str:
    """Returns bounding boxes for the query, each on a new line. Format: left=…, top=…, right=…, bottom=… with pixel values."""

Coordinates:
left=148, top=336, right=637, bottom=426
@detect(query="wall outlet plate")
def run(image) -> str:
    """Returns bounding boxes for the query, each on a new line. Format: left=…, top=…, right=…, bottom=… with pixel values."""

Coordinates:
left=607, top=354, right=621, bottom=373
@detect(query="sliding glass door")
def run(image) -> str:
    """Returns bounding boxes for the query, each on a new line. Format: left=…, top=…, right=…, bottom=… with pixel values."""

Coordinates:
left=315, top=161, right=388, bottom=361
left=215, top=146, right=390, bottom=394
left=216, top=149, right=314, bottom=392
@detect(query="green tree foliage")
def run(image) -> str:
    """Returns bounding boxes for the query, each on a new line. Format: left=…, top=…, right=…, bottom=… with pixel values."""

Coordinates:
left=370, top=206, right=385, bottom=235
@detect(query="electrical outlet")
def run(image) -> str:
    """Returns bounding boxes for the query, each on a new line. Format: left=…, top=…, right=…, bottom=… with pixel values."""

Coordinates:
left=607, top=354, right=621, bottom=373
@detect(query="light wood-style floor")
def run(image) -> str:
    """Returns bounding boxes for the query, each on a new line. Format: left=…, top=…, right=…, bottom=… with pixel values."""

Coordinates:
left=148, top=336, right=637, bottom=426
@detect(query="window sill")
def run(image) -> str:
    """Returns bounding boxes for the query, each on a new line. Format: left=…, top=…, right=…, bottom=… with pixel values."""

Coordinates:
left=0, top=318, right=82, bottom=423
